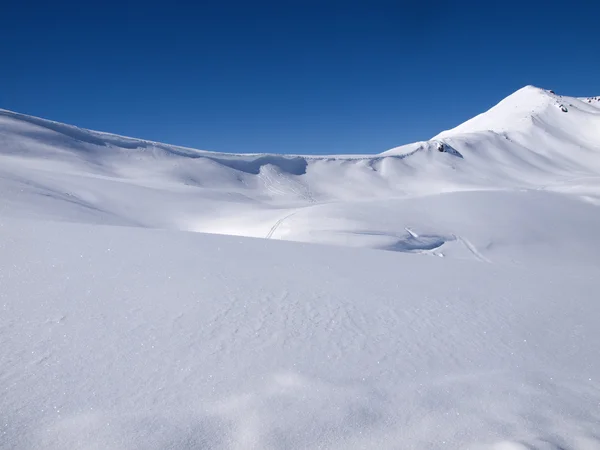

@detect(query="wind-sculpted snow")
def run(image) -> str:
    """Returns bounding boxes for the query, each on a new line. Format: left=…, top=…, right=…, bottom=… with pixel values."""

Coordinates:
left=2, top=220, right=600, bottom=449
left=1, top=87, right=600, bottom=448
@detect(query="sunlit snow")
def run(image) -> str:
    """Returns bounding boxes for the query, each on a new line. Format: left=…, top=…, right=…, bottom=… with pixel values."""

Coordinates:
left=1, top=86, right=600, bottom=449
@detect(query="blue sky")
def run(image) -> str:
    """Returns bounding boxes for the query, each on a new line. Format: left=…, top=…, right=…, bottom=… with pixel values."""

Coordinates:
left=1, top=1, right=599, bottom=154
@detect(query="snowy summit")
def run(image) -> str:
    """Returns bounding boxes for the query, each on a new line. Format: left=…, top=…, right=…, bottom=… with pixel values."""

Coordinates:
left=2, top=86, right=600, bottom=449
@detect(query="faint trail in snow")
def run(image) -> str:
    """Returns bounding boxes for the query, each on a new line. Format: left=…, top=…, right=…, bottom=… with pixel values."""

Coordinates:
left=455, top=235, right=492, bottom=263
left=536, top=175, right=600, bottom=191
left=257, top=165, right=315, bottom=202
left=265, top=212, right=296, bottom=239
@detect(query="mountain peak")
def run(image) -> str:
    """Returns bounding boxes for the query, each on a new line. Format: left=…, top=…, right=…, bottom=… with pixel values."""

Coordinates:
left=433, top=86, right=579, bottom=139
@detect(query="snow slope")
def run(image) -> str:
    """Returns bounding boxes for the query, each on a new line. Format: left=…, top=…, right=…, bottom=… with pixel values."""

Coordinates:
left=1, top=86, right=600, bottom=264
left=2, top=219, right=600, bottom=450
left=2, top=86, right=600, bottom=449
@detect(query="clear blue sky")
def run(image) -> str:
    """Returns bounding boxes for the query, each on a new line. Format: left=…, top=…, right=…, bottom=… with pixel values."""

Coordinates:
left=1, top=1, right=599, bottom=154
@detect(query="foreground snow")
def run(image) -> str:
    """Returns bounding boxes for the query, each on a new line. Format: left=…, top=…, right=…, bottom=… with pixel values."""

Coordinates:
left=2, top=219, right=600, bottom=449
left=1, top=86, right=600, bottom=449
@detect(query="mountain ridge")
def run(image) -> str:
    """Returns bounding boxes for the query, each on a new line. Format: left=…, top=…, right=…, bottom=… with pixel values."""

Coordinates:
left=2, top=85, right=599, bottom=159
left=1, top=86, right=600, bottom=263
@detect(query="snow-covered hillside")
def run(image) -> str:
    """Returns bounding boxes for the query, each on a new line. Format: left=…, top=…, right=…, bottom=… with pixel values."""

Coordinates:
left=2, top=86, right=600, bottom=449
left=1, top=86, right=600, bottom=263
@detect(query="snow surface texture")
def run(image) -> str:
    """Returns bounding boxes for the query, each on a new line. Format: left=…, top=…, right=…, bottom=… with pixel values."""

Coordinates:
left=1, top=86, right=600, bottom=449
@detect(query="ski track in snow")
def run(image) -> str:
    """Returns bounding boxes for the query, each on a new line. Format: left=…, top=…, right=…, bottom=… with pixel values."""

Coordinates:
left=265, top=211, right=297, bottom=239
left=455, top=235, right=493, bottom=263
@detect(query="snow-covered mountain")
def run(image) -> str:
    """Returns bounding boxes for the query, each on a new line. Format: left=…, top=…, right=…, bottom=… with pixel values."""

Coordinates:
left=2, top=86, right=600, bottom=264
left=2, top=86, right=600, bottom=449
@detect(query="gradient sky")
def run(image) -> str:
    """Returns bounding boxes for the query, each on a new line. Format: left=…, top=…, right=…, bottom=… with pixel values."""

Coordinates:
left=2, top=0, right=599, bottom=154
